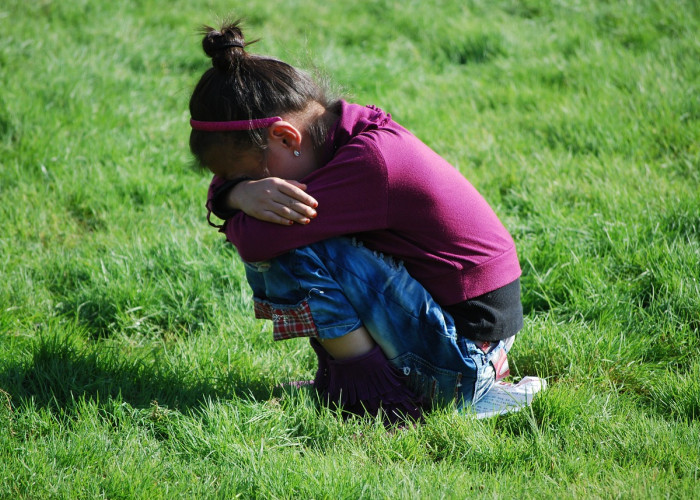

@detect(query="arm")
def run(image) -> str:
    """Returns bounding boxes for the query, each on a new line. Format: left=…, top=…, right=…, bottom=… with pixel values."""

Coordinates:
left=223, top=141, right=390, bottom=262
left=208, top=176, right=318, bottom=225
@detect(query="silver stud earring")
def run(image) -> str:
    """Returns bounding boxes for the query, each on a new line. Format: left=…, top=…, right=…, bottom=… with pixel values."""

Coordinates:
left=293, top=150, right=300, bottom=157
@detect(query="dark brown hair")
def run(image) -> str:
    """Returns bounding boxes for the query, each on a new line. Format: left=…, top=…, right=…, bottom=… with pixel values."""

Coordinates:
left=189, top=20, right=339, bottom=168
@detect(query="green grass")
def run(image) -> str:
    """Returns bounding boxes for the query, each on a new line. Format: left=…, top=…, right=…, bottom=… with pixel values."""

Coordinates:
left=1, top=0, right=699, bottom=497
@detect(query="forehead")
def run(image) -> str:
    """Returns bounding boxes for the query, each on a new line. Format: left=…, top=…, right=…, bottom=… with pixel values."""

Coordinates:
left=203, top=143, right=264, bottom=179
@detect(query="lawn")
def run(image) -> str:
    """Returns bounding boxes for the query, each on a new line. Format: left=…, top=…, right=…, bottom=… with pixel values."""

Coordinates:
left=1, top=0, right=699, bottom=498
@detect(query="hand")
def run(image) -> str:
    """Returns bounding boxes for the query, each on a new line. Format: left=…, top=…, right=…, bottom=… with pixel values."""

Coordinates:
left=230, top=177, right=318, bottom=225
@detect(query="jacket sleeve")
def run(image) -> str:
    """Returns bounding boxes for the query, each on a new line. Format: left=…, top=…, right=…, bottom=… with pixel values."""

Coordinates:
left=222, top=139, right=389, bottom=262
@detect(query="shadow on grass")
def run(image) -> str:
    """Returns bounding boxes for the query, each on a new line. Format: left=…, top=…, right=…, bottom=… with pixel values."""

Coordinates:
left=0, top=335, right=272, bottom=415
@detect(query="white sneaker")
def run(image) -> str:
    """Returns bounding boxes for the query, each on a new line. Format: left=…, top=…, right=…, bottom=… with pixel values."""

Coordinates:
left=472, top=376, right=546, bottom=419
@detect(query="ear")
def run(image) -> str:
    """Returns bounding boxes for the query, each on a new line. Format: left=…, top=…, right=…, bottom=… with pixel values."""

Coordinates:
left=268, top=121, right=302, bottom=152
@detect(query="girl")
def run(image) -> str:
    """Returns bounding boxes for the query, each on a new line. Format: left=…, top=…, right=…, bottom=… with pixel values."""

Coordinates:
left=189, top=21, right=541, bottom=424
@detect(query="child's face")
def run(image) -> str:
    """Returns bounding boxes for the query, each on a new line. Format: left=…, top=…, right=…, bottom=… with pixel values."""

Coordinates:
left=204, top=144, right=265, bottom=181
left=204, top=129, right=318, bottom=182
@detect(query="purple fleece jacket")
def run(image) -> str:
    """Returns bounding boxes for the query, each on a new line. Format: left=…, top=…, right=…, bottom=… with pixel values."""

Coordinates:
left=209, top=101, right=521, bottom=306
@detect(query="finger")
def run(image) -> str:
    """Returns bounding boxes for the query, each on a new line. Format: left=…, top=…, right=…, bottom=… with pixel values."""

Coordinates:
left=269, top=202, right=313, bottom=224
left=263, top=181, right=316, bottom=210
left=285, top=198, right=317, bottom=219
left=257, top=210, right=308, bottom=226
left=285, top=180, right=307, bottom=190
left=277, top=181, right=318, bottom=208
left=266, top=194, right=317, bottom=219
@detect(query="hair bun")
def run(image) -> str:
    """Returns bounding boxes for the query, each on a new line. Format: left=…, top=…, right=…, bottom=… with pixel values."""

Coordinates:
left=201, top=21, right=249, bottom=71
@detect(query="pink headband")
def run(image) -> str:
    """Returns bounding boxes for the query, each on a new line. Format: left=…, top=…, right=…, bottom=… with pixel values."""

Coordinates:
left=190, top=116, right=282, bottom=132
